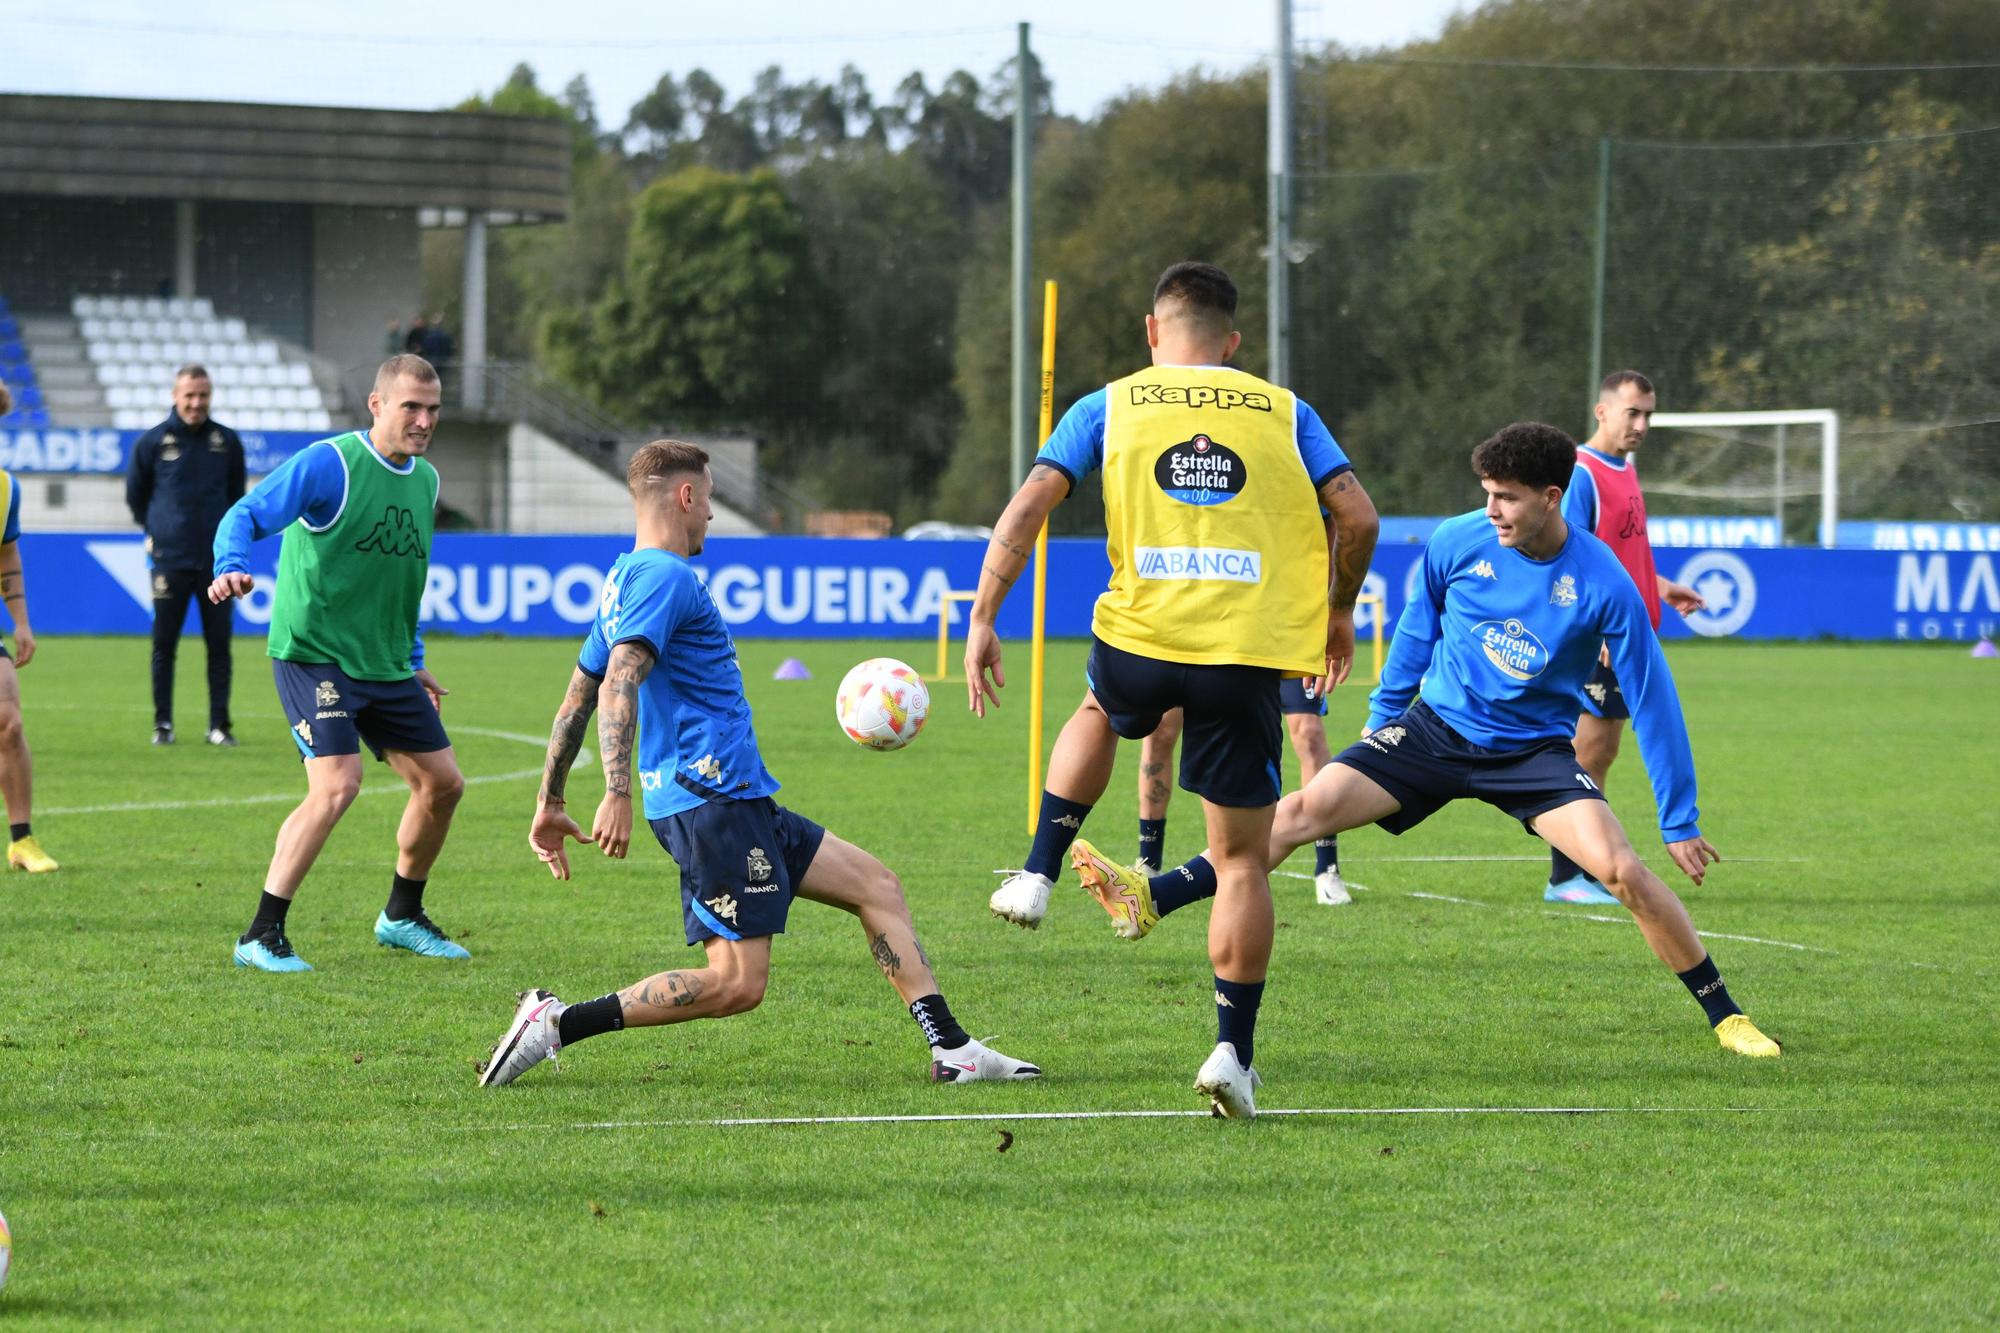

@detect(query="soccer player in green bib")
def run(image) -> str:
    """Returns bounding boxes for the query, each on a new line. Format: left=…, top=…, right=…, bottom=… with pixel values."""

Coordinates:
left=208, top=355, right=467, bottom=972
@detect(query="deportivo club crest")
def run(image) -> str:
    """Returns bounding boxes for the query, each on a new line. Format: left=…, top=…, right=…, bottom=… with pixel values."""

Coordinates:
left=316, top=680, right=340, bottom=708
left=747, top=847, right=773, bottom=882
left=1551, top=574, right=1578, bottom=607
left=707, top=894, right=740, bottom=926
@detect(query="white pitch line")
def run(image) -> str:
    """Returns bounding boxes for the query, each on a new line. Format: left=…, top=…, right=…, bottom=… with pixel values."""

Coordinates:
left=1407, top=891, right=1489, bottom=908
left=1290, top=854, right=1809, bottom=865
left=1542, top=910, right=1833, bottom=954
left=38, top=729, right=578, bottom=817
left=42, top=766, right=549, bottom=816
left=452, top=1104, right=1759, bottom=1133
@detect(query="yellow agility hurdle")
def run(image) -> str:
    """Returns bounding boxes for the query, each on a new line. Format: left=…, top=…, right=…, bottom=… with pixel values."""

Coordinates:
left=930, top=591, right=980, bottom=684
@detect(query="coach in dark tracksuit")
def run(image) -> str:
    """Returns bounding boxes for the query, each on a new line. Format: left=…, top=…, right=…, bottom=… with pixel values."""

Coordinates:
left=125, top=365, right=245, bottom=746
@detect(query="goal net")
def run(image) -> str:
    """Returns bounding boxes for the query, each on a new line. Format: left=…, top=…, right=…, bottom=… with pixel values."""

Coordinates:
left=1641, top=410, right=1839, bottom=548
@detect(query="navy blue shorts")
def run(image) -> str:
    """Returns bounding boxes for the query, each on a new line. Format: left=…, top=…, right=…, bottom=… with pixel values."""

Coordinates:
left=1580, top=658, right=1628, bottom=720
left=1332, top=701, right=1605, bottom=836
left=651, top=797, right=827, bottom=946
left=1279, top=676, right=1328, bottom=717
left=1086, top=636, right=1282, bottom=808
left=273, top=660, right=450, bottom=761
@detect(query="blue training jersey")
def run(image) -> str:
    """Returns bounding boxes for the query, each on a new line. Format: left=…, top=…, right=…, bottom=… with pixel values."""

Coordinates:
left=1366, top=510, right=1701, bottom=843
left=578, top=548, right=779, bottom=821
left=1036, top=368, right=1352, bottom=490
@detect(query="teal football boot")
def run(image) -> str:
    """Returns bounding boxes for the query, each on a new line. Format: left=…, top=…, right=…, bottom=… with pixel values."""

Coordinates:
left=233, top=928, right=313, bottom=973
left=375, top=910, right=471, bottom=959
left=1544, top=873, right=1620, bottom=905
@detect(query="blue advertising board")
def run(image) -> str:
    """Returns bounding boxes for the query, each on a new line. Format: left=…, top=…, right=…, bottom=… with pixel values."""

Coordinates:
left=0, top=427, right=321, bottom=475
left=25, top=532, right=2000, bottom=644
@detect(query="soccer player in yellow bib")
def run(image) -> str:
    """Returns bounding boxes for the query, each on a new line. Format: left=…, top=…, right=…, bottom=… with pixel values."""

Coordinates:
left=0, top=381, right=57, bottom=873
left=965, top=262, right=1378, bottom=1116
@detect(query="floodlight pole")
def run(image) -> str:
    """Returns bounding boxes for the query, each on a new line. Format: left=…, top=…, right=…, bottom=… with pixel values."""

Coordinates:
left=1267, top=0, right=1294, bottom=386
left=1010, top=22, right=1035, bottom=484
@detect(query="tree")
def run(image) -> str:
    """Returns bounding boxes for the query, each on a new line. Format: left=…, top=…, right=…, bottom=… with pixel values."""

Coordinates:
left=546, top=167, right=824, bottom=428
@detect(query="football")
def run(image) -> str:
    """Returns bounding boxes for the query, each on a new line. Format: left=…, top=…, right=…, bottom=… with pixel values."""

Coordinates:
left=835, top=657, right=930, bottom=750
left=1, top=1208, right=11, bottom=1291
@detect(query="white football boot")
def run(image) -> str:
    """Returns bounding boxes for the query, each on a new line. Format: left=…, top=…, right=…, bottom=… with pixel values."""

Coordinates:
left=1314, top=868, right=1353, bottom=907
left=989, top=870, right=1053, bottom=928
left=479, top=989, right=565, bottom=1087
left=930, top=1037, right=1043, bottom=1083
left=1193, top=1042, right=1264, bottom=1119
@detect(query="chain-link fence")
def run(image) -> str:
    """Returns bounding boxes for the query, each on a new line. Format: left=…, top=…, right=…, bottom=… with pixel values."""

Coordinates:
left=1291, top=117, right=2000, bottom=528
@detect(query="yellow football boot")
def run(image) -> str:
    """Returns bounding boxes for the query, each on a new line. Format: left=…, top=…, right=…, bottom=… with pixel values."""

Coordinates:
left=1070, top=838, right=1159, bottom=939
left=1715, top=1013, right=1781, bottom=1058
left=8, top=835, right=59, bottom=873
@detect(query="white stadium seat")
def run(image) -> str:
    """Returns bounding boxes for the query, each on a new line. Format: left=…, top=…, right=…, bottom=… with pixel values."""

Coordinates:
left=221, top=318, right=246, bottom=340
left=191, top=298, right=214, bottom=320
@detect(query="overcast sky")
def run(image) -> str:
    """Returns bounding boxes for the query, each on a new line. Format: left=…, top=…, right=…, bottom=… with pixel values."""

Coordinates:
left=4, top=0, right=1469, bottom=122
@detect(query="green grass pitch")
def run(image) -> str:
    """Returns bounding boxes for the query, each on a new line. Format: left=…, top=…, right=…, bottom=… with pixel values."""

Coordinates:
left=1, top=635, right=1995, bottom=1327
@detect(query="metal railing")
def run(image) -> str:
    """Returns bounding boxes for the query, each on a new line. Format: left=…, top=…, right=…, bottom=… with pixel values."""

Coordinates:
left=427, top=360, right=814, bottom=530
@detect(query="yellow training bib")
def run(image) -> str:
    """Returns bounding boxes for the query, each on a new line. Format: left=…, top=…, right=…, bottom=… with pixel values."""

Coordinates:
left=1091, top=366, right=1328, bottom=674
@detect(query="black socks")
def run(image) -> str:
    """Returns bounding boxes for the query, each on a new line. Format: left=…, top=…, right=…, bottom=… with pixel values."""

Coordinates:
left=385, top=873, right=426, bottom=923
left=1677, top=955, right=1743, bottom=1027
left=910, top=993, right=971, bottom=1051
left=556, top=994, right=624, bottom=1046
left=243, top=890, right=291, bottom=942
left=1025, top=793, right=1092, bottom=880
left=1214, top=975, right=1265, bottom=1069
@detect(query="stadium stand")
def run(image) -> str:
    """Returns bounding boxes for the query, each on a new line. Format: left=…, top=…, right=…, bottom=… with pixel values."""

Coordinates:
left=58, top=294, right=336, bottom=432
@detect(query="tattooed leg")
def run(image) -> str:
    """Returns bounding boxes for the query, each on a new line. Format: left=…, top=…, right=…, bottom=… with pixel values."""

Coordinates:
left=615, top=936, right=772, bottom=1025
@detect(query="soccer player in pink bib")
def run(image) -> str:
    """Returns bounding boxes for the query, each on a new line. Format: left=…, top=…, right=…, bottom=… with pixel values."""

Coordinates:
left=1546, top=371, right=1707, bottom=904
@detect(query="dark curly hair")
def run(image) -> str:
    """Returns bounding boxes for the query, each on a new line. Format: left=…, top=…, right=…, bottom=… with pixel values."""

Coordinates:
left=1470, top=422, right=1577, bottom=494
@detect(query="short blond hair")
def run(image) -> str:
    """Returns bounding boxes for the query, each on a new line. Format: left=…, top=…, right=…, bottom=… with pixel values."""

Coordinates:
left=627, top=439, right=711, bottom=495
left=374, top=354, right=439, bottom=397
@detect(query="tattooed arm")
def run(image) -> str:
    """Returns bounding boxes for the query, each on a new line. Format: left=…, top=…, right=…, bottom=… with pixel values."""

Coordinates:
left=592, top=641, right=657, bottom=859
left=1316, top=470, right=1381, bottom=690
left=964, top=464, right=1071, bottom=717
left=529, top=665, right=601, bottom=879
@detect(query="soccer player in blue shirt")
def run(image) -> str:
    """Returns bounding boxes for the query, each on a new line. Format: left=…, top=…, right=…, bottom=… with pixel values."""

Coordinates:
left=1071, top=422, right=1782, bottom=1059
left=480, top=441, right=1041, bottom=1088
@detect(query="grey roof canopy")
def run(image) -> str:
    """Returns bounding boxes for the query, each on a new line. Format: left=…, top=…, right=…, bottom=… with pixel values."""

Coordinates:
left=0, top=94, right=569, bottom=218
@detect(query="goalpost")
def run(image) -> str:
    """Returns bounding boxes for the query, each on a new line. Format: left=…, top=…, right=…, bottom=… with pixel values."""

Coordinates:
left=1648, top=410, right=1841, bottom=547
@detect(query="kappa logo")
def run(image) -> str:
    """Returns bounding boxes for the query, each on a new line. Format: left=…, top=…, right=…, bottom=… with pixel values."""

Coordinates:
left=689, top=754, right=724, bottom=783
left=1129, top=383, right=1273, bottom=412
left=1584, top=681, right=1607, bottom=705
left=747, top=846, right=773, bottom=882
left=315, top=680, right=340, bottom=708
left=352, top=505, right=427, bottom=559
left=706, top=894, right=740, bottom=926
left=293, top=719, right=313, bottom=747
left=1551, top=574, right=1578, bottom=607
left=1051, top=813, right=1083, bottom=828
left=1470, top=560, right=1497, bottom=580
left=1214, top=990, right=1235, bottom=1008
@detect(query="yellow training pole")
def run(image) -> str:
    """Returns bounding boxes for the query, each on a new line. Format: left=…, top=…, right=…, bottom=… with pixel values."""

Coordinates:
left=1356, top=591, right=1387, bottom=682
left=1027, top=279, right=1058, bottom=835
